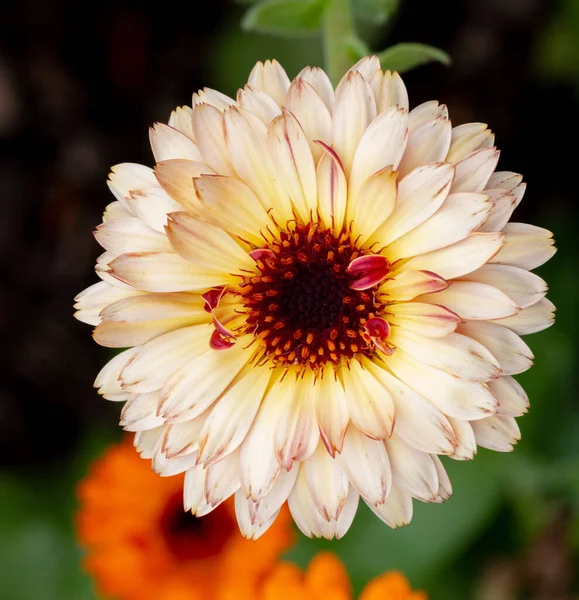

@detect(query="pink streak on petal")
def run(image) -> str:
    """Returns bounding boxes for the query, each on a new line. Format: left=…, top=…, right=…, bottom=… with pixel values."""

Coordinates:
left=347, top=255, right=390, bottom=290
left=364, top=317, right=395, bottom=356
left=202, top=287, right=225, bottom=313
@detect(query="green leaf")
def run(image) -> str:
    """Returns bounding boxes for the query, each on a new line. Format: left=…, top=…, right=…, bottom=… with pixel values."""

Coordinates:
left=242, top=0, right=330, bottom=37
left=353, top=0, right=399, bottom=25
left=344, top=36, right=370, bottom=62
left=377, top=42, right=451, bottom=73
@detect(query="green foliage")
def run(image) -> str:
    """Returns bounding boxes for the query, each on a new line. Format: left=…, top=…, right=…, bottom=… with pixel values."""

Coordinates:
left=377, top=43, right=451, bottom=73
left=352, top=0, right=399, bottom=25
left=241, top=0, right=330, bottom=37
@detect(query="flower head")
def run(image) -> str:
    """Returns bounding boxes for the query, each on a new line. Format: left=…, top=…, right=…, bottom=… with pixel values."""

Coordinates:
left=77, top=437, right=293, bottom=600
left=75, top=56, right=556, bottom=539
left=259, top=553, right=427, bottom=600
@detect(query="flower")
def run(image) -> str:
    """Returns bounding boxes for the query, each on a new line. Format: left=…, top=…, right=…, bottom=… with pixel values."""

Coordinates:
left=259, top=553, right=427, bottom=600
left=74, top=56, right=556, bottom=539
left=76, top=437, right=293, bottom=600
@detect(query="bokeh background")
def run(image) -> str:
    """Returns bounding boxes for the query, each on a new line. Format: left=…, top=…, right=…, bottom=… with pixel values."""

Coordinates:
left=0, top=0, right=578, bottom=598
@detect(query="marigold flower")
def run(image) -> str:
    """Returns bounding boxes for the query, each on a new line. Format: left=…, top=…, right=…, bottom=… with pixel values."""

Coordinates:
left=74, top=56, right=556, bottom=539
left=259, top=553, right=427, bottom=600
left=76, top=437, right=293, bottom=600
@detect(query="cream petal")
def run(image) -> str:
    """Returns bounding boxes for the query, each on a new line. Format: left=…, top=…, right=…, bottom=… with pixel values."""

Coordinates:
left=237, top=85, right=281, bottom=125
left=305, top=442, right=349, bottom=521
left=162, top=414, right=208, bottom=459
left=107, top=163, right=183, bottom=232
left=153, top=448, right=199, bottom=477
left=192, top=103, right=236, bottom=176
left=154, top=159, right=213, bottom=213
left=268, top=109, right=317, bottom=222
left=485, top=171, right=523, bottom=191
left=283, top=77, right=333, bottom=161
left=134, top=427, right=164, bottom=459
left=120, top=323, right=213, bottom=393
left=224, top=106, right=292, bottom=221
left=398, top=115, right=451, bottom=177
left=248, top=464, right=299, bottom=527
left=446, top=123, right=494, bottom=164
left=168, top=106, right=194, bottom=140
left=94, top=347, right=139, bottom=398
left=387, top=302, right=461, bottom=338
left=457, top=321, right=534, bottom=376
left=193, top=174, right=271, bottom=245
left=336, top=424, right=391, bottom=504
left=386, top=352, right=498, bottom=420
left=489, top=376, right=529, bottom=417
left=371, top=162, right=454, bottom=247
left=103, top=200, right=134, bottom=221
left=379, top=70, right=409, bottom=113
left=234, top=490, right=280, bottom=540
left=385, top=433, right=439, bottom=502
left=447, top=417, right=477, bottom=460
left=149, top=122, right=203, bottom=162
left=183, top=463, right=208, bottom=514
left=196, top=366, right=271, bottom=467
left=74, top=281, right=141, bottom=326
left=388, top=329, right=501, bottom=381
left=462, top=264, right=547, bottom=308
left=120, top=391, right=165, bottom=431
left=348, top=105, right=408, bottom=205
left=94, top=293, right=207, bottom=348
left=204, top=449, right=241, bottom=508
left=350, top=56, right=381, bottom=82
left=192, top=87, right=236, bottom=111
left=296, top=66, right=335, bottom=109
left=471, top=415, right=520, bottom=452
left=94, top=217, right=173, bottom=255
left=451, top=147, right=500, bottom=193
left=316, top=365, right=349, bottom=456
left=387, top=192, right=492, bottom=258
left=166, top=211, right=255, bottom=273
left=375, top=367, right=456, bottom=454
left=379, top=270, right=448, bottom=302
left=477, top=189, right=517, bottom=232
left=341, top=358, right=395, bottom=439
left=109, top=251, right=232, bottom=292
left=493, top=297, right=555, bottom=335
left=332, top=71, right=376, bottom=175
left=315, top=142, right=348, bottom=234
left=407, top=101, right=447, bottom=130
left=420, top=281, right=519, bottom=320
left=431, top=455, right=453, bottom=501
left=366, top=485, right=413, bottom=528
left=247, top=59, right=291, bottom=106
left=489, top=223, right=556, bottom=270
left=159, top=341, right=250, bottom=421
left=349, top=166, right=397, bottom=245
left=402, top=232, right=504, bottom=280
left=334, top=486, right=359, bottom=539
left=274, top=370, right=320, bottom=470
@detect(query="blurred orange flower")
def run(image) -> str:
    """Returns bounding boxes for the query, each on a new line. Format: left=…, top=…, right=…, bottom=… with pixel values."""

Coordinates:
left=76, top=437, right=294, bottom=600
left=260, top=553, right=427, bottom=600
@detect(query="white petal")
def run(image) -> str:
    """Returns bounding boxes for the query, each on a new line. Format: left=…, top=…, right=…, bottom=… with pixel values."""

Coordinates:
left=471, top=415, right=520, bottom=452
left=74, top=281, right=141, bottom=326
left=341, top=358, right=395, bottom=439
left=196, top=365, right=271, bottom=466
left=102, top=200, right=134, bottom=221
left=348, top=105, right=408, bottom=204
left=295, top=66, right=335, bottom=110
left=372, top=162, right=454, bottom=246
left=462, top=264, right=547, bottom=309
left=134, top=427, right=163, bottom=459
left=402, top=232, right=504, bottom=280
left=446, top=123, right=494, bottom=164
left=387, top=192, right=492, bottom=258
left=379, top=70, right=409, bottom=113
left=316, top=365, right=349, bottom=456
left=385, top=433, right=439, bottom=502
left=489, top=223, right=556, bottom=270
left=283, top=77, right=333, bottom=161
left=247, top=59, right=291, bottom=106
left=431, top=455, right=453, bottom=501
left=162, top=413, right=208, bottom=459
left=94, top=218, right=172, bottom=255
left=350, top=56, right=381, bottom=82
left=488, top=376, right=529, bottom=417
left=153, top=448, right=199, bottom=477
left=315, top=142, right=348, bottom=234
left=120, top=391, right=165, bottom=431
left=237, top=85, right=281, bottom=125
left=408, top=101, right=447, bottom=130
left=388, top=302, right=461, bottom=338
left=154, top=159, right=214, bottom=213
left=334, top=486, right=359, bottom=538
left=336, top=424, right=391, bottom=504
left=457, top=321, right=533, bottom=375
left=305, top=442, right=349, bottom=521
left=386, top=352, right=498, bottom=420
left=184, top=463, right=208, bottom=514
left=149, top=123, right=203, bottom=162
left=451, top=147, right=500, bottom=193
left=447, top=417, right=477, bottom=460
left=204, top=449, right=241, bottom=508
left=234, top=490, right=280, bottom=540
left=332, top=71, right=376, bottom=175
left=493, top=297, right=555, bottom=335
left=168, top=106, right=194, bottom=140
left=94, top=347, right=139, bottom=398
left=478, top=189, right=517, bottom=232
left=192, top=103, right=236, bottom=176
left=248, top=463, right=299, bottom=527
left=192, top=87, right=236, bottom=111
left=486, top=171, right=523, bottom=191
left=379, top=270, right=448, bottom=302
left=398, top=114, right=451, bottom=176
left=367, top=485, right=413, bottom=528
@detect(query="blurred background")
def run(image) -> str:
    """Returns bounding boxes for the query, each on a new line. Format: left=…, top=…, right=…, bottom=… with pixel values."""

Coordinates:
left=0, top=0, right=577, bottom=598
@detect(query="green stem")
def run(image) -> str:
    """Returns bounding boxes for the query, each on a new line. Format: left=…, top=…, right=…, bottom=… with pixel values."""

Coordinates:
left=322, top=0, right=356, bottom=85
